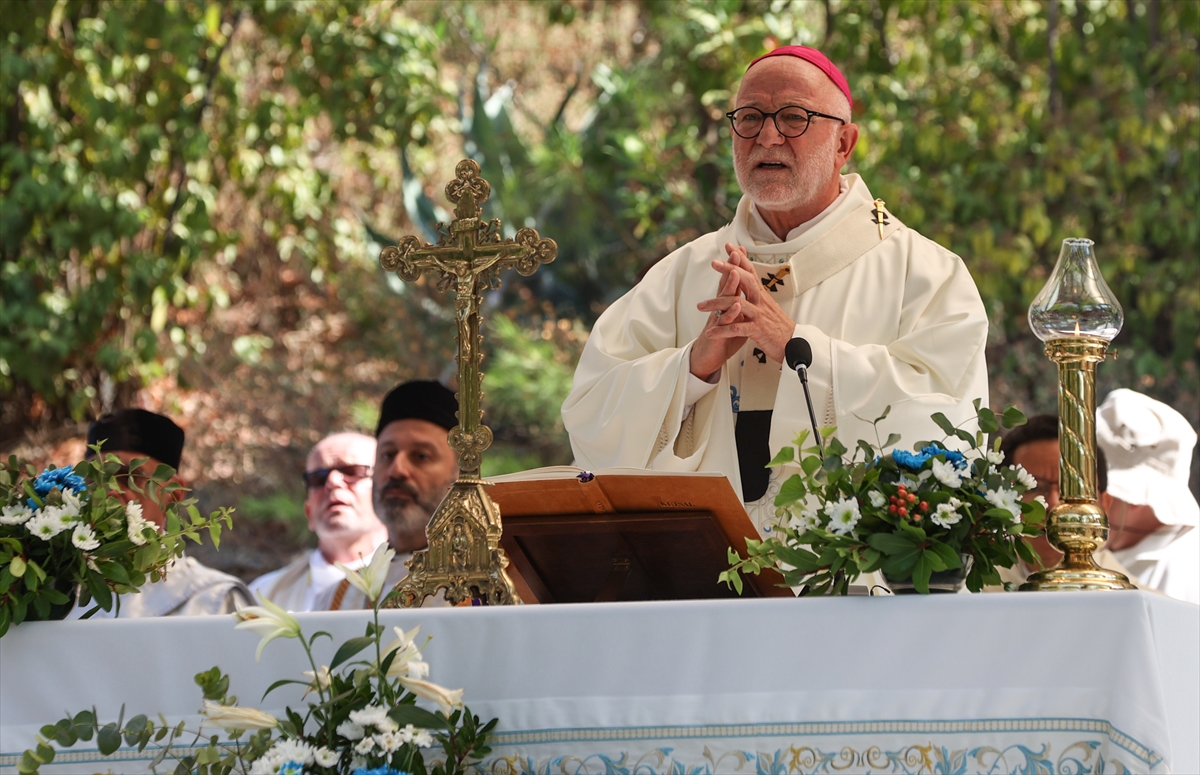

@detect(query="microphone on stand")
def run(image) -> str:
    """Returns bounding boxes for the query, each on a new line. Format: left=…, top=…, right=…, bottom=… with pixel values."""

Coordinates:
left=784, top=337, right=823, bottom=452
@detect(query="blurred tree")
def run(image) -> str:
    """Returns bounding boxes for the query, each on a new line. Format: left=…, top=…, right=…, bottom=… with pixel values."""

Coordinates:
left=0, top=0, right=450, bottom=441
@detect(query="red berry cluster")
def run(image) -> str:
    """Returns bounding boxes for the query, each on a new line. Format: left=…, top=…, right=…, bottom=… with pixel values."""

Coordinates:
left=889, top=485, right=929, bottom=522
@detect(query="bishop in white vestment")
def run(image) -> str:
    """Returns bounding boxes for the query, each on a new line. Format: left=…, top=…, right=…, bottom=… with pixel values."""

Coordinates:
left=564, top=46, right=989, bottom=536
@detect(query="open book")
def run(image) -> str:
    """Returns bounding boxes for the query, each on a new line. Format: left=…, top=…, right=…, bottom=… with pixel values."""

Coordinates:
left=486, top=466, right=792, bottom=603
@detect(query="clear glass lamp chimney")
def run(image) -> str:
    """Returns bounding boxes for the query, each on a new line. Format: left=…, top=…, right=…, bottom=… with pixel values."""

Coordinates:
left=1028, top=238, right=1123, bottom=342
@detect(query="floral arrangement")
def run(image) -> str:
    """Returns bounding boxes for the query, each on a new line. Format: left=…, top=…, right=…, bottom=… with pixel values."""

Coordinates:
left=721, top=402, right=1047, bottom=595
left=0, top=452, right=233, bottom=635
left=21, top=544, right=495, bottom=775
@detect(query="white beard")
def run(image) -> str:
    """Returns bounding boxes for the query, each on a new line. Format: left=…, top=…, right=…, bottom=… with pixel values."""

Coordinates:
left=734, top=133, right=839, bottom=216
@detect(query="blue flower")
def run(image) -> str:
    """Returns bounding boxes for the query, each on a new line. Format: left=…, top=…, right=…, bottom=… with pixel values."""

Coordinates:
left=28, top=465, right=88, bottom=508
left=351, top=768, right=408, bottom=775
left=33, top=466, right=88, bottom=497
left=920, top=445, right=968, bottom=471
left=279, top=763, right=304, bottom=775
left=892, top=449, right=933, bottom=470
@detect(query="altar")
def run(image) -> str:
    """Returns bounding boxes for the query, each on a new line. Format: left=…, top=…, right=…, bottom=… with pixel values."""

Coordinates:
left=1, top=590, right=1196, bottom=774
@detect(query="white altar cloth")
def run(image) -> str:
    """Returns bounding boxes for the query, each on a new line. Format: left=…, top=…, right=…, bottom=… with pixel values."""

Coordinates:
left=1, top=591, right=1195, bottom=774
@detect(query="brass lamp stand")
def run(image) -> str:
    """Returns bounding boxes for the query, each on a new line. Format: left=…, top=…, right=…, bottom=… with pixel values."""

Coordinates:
left=1021, top=238, right=1133, bottom=591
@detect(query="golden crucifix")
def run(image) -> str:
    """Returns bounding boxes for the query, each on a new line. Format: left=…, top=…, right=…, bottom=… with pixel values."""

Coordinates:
left=379, top=159, right=557, bottom=607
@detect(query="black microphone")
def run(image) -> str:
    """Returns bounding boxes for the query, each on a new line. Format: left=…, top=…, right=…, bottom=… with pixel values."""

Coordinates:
left=784, top=337, right=823, bottom=451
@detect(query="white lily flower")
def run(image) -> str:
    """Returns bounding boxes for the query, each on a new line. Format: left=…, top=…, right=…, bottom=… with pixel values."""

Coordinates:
left=201, top=700, right=279, bottom=731
left=399, top=676, right=465, bottom=716
left=335, top=543, right=395, bottom=605
left=232, top=597, right=301, bottom=660
left=301, top=664, right=331, bottom=698
left=382, top=625, right=429, bottom=679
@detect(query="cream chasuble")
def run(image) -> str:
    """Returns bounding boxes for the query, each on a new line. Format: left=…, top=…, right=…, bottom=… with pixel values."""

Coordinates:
left=563, top=174, right=989, bottom=537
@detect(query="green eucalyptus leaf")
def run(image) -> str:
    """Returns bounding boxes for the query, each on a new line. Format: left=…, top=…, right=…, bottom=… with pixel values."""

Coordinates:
left=930, top=412, right=958, bottom=437
left=1001, top=406, right=1027, bottom=429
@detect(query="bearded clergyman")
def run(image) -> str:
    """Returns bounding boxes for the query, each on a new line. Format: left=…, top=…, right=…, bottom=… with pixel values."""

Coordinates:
left=563, top=46, right=989, bottom=535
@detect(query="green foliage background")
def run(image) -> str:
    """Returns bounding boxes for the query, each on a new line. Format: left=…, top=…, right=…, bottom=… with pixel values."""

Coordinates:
left=2, top=0, right=1197, bottom=574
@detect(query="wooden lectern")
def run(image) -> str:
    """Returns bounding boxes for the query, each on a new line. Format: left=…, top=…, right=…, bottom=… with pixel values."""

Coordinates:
left=487, top=468, right=792, bottom=603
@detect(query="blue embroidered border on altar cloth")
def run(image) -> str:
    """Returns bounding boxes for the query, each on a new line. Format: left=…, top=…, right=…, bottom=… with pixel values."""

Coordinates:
left=474, top=717, right=1163, bottom=774
left=0, top=717, right=1165, bottom=775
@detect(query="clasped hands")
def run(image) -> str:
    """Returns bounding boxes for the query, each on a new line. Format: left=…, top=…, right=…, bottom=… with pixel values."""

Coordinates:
left=689, top=242, right=797, bottom=381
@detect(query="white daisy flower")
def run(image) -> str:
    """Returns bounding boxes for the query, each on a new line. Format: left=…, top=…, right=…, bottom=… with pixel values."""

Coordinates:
left=71, top=523, right=100, bottom=551
left=125, top=502, right=153, bottom=546
left=348, top=704, right=388, bottom=728
left=375, top=731, right=402, bottom=753
left=277, top=739, right=314, bottom=765
left=1012, top=464, right=1037, bottom=490
left=0, top=504, right=34, bottom=525
left=986, top=449, right=1005, bottom=465
left=867, top=491, right=886, bottom=509
left=823, top=497, right=861, bottom=535
left=27, top=512, right=64, bottom=540
left=313, top=748, right=338, bottom=768
left=930, top=458, right=964, bottom=488
left=413, top=728, right=434, bottom=747
left=44, top=504, right=81, bottom=529
left=985, top=488, right=1023, bottom=521
left=787, top=508, right=819, bottom=533
left=1033, top=495, right=1049, bottom=511
left=336, top=720, right=365, bottom=741
left=353, top=736, right=376, bottom=755
left=931, top=500, right=964, bottom=529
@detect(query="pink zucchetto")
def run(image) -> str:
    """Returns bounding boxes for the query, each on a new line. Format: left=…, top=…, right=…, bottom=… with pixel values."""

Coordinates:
left=747, top=46, right=853, bottom=110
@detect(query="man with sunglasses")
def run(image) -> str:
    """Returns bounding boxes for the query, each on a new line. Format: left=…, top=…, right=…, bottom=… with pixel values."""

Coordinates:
left=313, top=380, right=460, bottom=610
left=565, top=46, right=989, bottom=537
left=249, top=432, right=388, bottom=611
left=73, top=408, right=252, bottom=617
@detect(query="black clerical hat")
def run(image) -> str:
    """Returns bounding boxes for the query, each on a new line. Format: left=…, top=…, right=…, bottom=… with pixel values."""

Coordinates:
left=376, top=380, right=459, bottom=437
left=87, top=408, right=185, bottom=469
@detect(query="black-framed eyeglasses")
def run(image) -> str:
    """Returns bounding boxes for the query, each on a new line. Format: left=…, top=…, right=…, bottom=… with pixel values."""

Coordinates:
left=725, top=105, right=847, bottom=139
left=303, top=464, right=373, bottom=489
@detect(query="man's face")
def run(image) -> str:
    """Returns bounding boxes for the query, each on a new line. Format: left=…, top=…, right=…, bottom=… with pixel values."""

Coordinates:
left=372, top=419, right=458, bottom=550
left=304, top=434, right=381, bottom=545
left=731, top=57, right=853, bottom=215
left=1013, top=439, right=1061, bottom=509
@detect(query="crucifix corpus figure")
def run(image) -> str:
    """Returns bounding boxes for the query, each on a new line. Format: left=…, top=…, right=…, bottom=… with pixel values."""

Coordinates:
left=379, top=158, right=557, bottom=607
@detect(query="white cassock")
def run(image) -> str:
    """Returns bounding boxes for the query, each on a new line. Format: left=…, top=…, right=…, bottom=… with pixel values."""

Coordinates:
left=248, top=542, right=385, bottom=612
left=563, top=174, right=989, bottom=537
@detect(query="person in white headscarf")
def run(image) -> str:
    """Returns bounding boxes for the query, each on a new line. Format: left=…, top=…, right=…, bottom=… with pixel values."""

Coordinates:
left=1095, top=389, right=1198, bottom=605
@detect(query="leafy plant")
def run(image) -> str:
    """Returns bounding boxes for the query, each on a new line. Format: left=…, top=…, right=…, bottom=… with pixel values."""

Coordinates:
left=20, top=545, right=496, bottom=775
left=0, top=451, right=233, bottom=636
left=722, top=402, right=1047, bottom=595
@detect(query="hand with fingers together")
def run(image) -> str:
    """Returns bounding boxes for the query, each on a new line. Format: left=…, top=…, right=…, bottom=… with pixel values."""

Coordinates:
left=691, top=242, right=797, bottom=377
left=689, top=242, right=752, bottom=380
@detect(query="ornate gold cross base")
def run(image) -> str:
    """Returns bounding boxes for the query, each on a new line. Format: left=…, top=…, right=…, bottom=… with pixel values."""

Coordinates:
left=386, top=479, right=519, bottom=607
left=378, top=159, right=557, bottom=608
left=1022, top=337, right=1134, bottom=592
